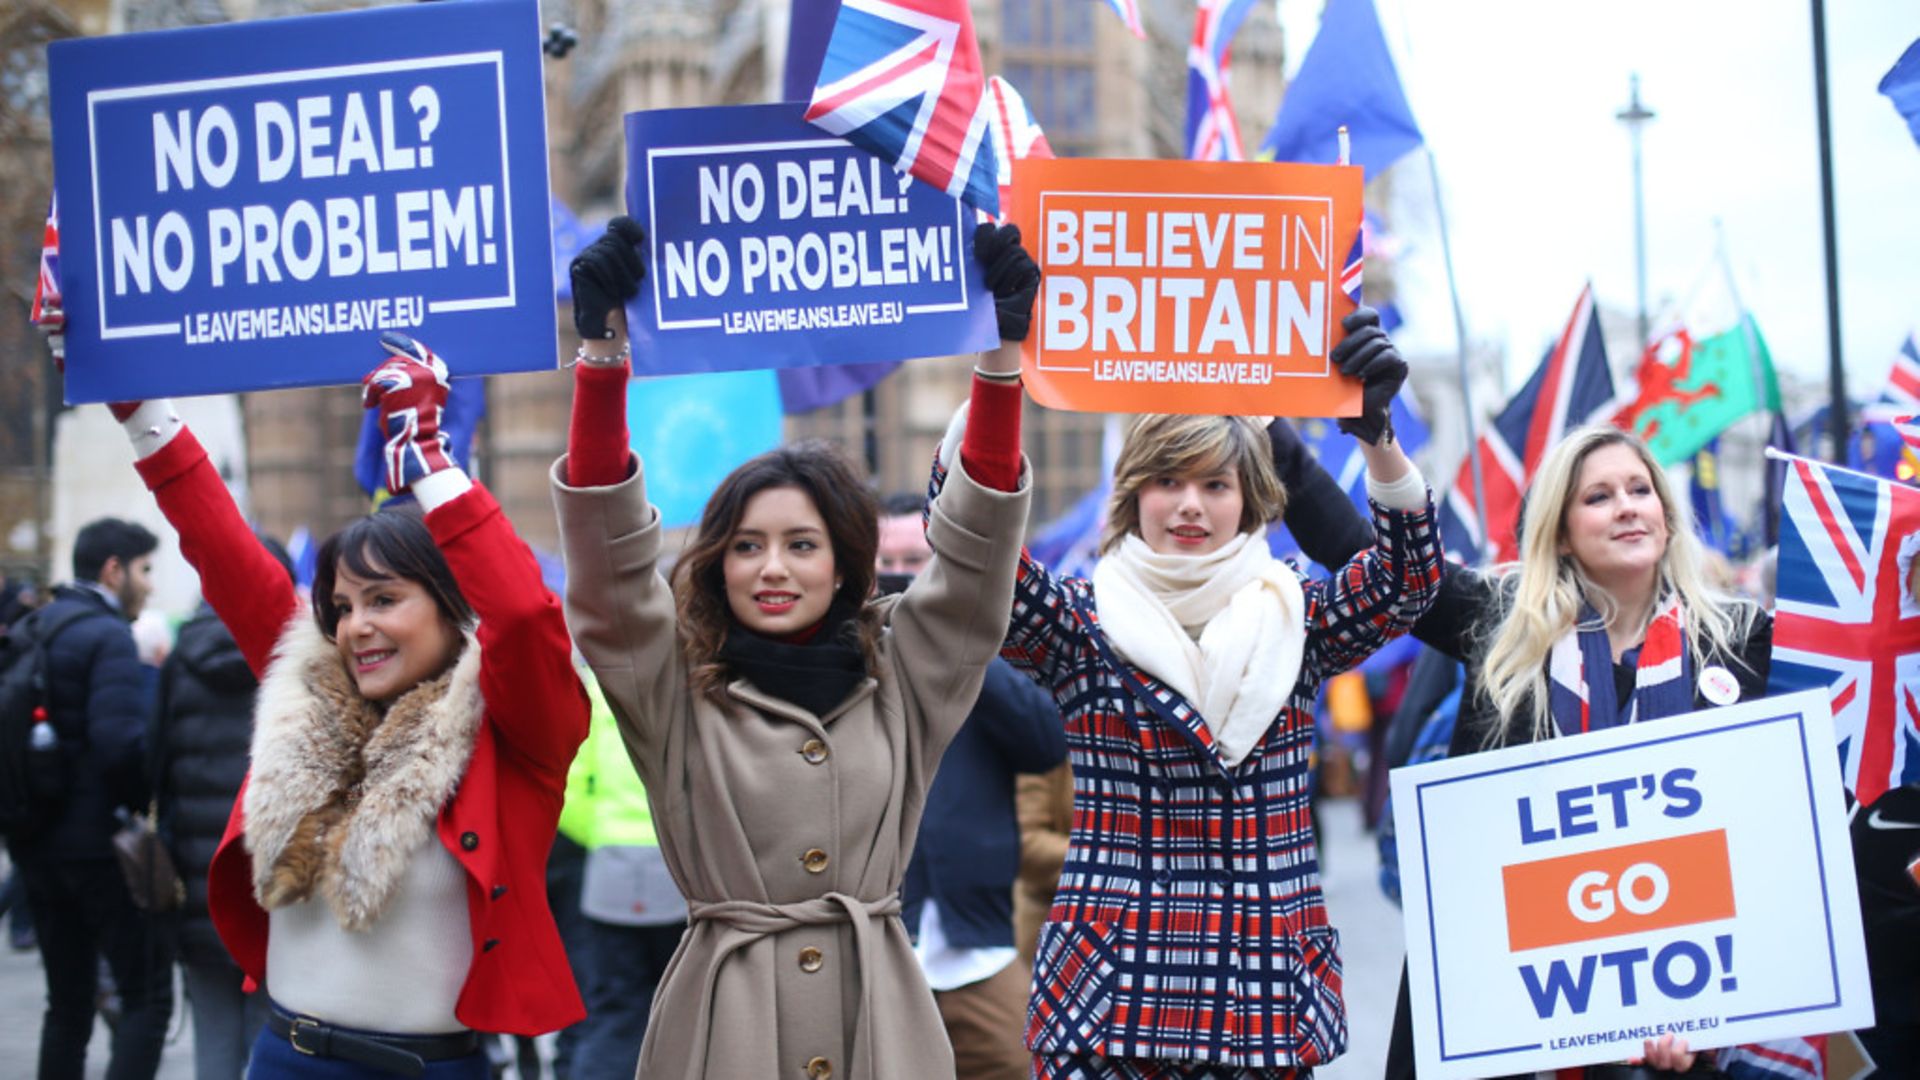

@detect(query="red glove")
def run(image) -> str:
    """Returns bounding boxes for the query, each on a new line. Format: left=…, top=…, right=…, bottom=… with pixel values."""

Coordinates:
left=360, top=332, right=455, bottom=494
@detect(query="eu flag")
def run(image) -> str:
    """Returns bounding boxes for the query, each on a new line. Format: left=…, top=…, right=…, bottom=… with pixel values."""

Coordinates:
left=1258, top=0, right=1423, bottom=183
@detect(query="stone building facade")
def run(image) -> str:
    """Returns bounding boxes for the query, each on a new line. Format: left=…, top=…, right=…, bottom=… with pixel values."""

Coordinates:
left=0, top=0, right=1290, bottom=577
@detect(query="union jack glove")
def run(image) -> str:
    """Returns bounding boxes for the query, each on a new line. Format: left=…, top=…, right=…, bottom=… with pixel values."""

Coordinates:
left=361, top=332, right=455, bottom=494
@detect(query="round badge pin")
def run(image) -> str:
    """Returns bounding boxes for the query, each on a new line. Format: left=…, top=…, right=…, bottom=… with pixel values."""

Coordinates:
left=1698, top=665, right=1740, bottom=706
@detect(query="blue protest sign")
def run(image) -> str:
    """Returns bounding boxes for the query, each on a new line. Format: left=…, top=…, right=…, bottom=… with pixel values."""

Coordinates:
left=48, top=0, right=554, bottom=403
left=623, top=103, right=997, bottom=376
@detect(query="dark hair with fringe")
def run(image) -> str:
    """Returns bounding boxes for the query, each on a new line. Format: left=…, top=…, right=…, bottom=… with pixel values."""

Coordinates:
left=673, top=442, right=882, bottom=703
left=312, top=505, right=475, bottom=640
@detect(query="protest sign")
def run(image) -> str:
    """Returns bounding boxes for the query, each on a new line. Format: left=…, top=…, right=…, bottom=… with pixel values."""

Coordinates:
left=622, top=103, right=997, bottom=376
left=1391, top=690, right=1871, bottom=1077
left=1007, top=158, right=1363, bottom=415
left=48, top=0, right=554, bottom=403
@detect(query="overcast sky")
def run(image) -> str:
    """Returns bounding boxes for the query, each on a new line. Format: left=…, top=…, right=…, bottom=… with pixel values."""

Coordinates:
left=1277, top=0, right=1920, bottom=397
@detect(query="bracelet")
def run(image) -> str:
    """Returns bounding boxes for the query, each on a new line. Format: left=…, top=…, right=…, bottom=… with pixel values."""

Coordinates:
left=569, top=340, right=631, bottom=369
left=972, top=365, right=1022, bottom=384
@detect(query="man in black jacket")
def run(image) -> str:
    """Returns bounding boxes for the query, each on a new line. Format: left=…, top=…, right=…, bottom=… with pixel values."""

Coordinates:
left=882, top=494, right=1069, bottom=1080
left=153, top=535, right=289, bottom=1080
left=8, top=517, right=174, bottom=1080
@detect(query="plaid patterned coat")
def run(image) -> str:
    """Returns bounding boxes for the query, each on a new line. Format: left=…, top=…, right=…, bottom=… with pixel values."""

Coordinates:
left=1007, top=498, right=1442, bottom=1071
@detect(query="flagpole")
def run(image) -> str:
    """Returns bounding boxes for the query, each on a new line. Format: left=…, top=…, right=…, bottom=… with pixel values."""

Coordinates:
left=1810, top=0, right=1850, bottom=464
left=1424, top=148, right=1492, bottom=561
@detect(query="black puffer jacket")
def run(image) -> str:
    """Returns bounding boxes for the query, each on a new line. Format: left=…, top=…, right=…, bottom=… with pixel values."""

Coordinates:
left=7, top=585, right=147, bottom=862
left=154, top=605, right=256, bottom=965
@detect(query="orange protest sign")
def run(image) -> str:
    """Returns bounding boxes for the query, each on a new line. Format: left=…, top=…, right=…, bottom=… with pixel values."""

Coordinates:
left=1501, top=830, right=1737, bottom=952
left=1008, top=158, right=1364, bottom=416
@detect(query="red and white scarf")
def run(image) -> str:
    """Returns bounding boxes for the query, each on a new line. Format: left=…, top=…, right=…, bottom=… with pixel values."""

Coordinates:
left=1546, top=596, right=1690, bottom=737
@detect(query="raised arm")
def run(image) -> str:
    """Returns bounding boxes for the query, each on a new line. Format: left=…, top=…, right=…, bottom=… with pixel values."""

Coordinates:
left=888, top=225, right=1036, bottom=756
left=362, top=335, right=589, bottom=778
left=1269, top=308, right=1496, bottom=659
left=548, top=218, right=685, bottom=776
left=123, top=403, right=300, bottom=677
left=1302, top=474, right=1443, bottom=677
left=1298, top=313, right=1445, bottom=673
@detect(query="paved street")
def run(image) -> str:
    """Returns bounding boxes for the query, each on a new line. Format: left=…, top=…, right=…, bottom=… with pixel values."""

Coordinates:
left=0, top=923, right=195, bottom=1078
left=0, top=797, right=1406, bottom=1079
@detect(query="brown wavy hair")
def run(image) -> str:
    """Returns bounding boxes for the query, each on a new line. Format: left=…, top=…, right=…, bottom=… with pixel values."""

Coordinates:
left=673, top=441, right=884, bottom=704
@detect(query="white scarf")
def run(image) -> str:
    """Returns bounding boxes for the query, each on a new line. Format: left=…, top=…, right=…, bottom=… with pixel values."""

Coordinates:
left=1092, top=532, right=1305, bottom=767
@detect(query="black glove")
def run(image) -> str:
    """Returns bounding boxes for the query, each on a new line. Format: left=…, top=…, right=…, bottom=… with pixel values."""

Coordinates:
left=569, top=216, right=647, bottom=340
left=974, top=222, right=1041, bottom=342
left=1331, top=306, right=1407, bottom=445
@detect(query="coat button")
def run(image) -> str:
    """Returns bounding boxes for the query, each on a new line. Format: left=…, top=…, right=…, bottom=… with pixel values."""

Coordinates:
left=490, top=884, right=508, bottom=900
left=460, top=832, right=480, bottom=851
left=798, top=946, right=824, bottom=973
left=800, top=738, right=829, bottom=764
left=801, top=848, right=829, bottom=874
left=1154, top=869, right=1172, bottom=886
left=804, top=1057, right=832, bottom=1079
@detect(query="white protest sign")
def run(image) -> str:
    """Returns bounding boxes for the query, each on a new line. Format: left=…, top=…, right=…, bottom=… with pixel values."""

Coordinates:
left=1391, top=690, right=1871, bottom=1077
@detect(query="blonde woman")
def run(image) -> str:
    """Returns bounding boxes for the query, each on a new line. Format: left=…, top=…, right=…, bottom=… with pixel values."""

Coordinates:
left=969, top=308, right=1443, bottom=1078
left=1274, top=423, right=1772, bottom=1077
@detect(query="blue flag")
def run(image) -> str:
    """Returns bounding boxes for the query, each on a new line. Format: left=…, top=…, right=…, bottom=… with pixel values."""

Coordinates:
left=1878, top=37, right=1920, bottom=148
left=551, top=194, right=599, bottom=302
left=1763, top=408, right=1796, bottom=547
left=1258, top=0, right=1423, bottom=183
left=1028, top=483, right=1108, bottom=583
left=1689, top=438, right=1737, bottom=557
left=629, top=370, right=784, bottom=528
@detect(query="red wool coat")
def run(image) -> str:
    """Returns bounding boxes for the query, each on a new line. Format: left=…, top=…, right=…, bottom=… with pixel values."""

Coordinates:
left=136, top=431, right=588, bottom=1036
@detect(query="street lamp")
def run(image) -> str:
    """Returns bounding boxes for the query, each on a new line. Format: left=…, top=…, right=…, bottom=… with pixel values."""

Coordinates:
left=1617, top=74, right=1656, bottom=353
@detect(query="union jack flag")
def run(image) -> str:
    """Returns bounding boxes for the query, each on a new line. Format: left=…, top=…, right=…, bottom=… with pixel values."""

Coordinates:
left=1863, top=333, right=1920, bottom=421
left=1097, top=0, right=1144, bottom=38
left=982, top=75, right=1052, bottom=224
left=1719, top=1036, right=1826, bottom=1080
left=1340, top=229, right=1363, bottom=302
left=805, top=0, right=1000, bottom=215
left=1894, top=413, right=1920, bottom=459
left=1184, top=0, right=1258, bottom=160
left=30, top=192, right=61, bottom=331
left=1770, top=450, right=1920, bottom=806
left=1438, top=284, right=1615, bottom=563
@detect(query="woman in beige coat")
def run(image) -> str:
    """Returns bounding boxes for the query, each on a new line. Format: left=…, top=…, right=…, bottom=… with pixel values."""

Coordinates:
left=548, top=220, right=1039, bottom=1080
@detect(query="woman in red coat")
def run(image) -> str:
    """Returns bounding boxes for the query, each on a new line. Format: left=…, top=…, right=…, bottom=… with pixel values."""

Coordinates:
left=115, top=336, right=588, bottom=1077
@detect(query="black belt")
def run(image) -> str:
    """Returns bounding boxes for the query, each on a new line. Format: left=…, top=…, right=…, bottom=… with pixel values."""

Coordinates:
left=267, top=1006, right=479, bottom=1077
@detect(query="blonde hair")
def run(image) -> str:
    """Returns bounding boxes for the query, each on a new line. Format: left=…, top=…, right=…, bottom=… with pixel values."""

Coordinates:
left=1100, top=415, right=1285, bottom=555
left=1476, top=425, right=1758, bottom=747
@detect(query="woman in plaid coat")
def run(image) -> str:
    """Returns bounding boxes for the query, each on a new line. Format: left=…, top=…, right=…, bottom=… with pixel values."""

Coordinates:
left=998, top=309, right=1443, bottom=1078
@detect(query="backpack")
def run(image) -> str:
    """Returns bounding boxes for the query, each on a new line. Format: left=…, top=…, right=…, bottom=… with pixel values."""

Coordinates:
left=0, top=605, right=110, bottom=836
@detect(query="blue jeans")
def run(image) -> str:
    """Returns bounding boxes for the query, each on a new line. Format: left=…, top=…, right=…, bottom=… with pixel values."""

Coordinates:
left=569, top=919, right=685, bottom=1080
left=246, top=1022, right=488, bottom=1079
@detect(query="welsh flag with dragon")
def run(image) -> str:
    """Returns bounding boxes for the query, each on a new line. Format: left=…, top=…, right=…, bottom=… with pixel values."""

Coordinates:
left=1613, top=269, right=1781, bottom=466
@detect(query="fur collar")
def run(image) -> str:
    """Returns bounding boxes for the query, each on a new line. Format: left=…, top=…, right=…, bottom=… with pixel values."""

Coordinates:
left=243, top=616, right=483, bottom=931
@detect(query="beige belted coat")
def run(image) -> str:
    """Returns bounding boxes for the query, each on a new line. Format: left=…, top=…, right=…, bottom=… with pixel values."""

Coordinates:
left=550, top=452, right=1028, bottom=1080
